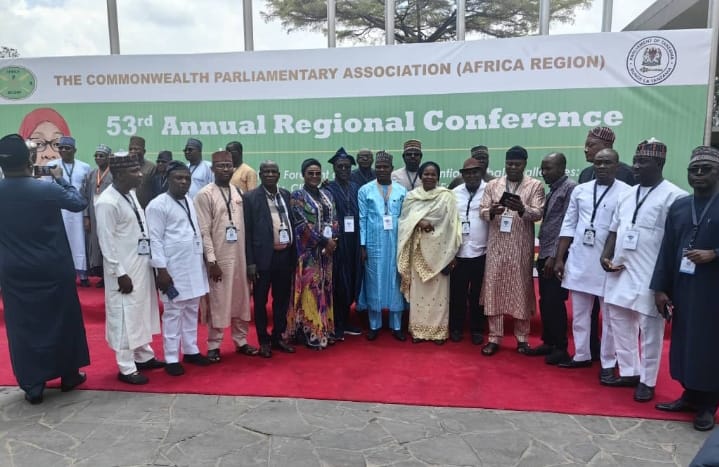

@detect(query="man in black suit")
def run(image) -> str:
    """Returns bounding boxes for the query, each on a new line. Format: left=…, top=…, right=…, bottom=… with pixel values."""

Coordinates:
left=243, top=161, right=297, bottom=358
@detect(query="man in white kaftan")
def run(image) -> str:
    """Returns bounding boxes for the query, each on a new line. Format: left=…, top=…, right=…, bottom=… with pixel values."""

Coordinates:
left=95, top=153, right=162, bottom=385
left=184, top=138, right=213, bottom=199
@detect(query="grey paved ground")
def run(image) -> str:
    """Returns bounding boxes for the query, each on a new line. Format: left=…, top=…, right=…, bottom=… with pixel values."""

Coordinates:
left=0, top=386, right=710, bottom=466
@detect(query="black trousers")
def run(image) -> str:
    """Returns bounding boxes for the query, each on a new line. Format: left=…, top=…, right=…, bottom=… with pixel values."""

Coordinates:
left=449, top=255, right=487, bottom=335
left=683, top=387, right=719, bottom=413
left=536, top=258, right=568, bottom=351
left=253, top=248, right=293, bottom=345
left=590, top=297, right=601, bottom=359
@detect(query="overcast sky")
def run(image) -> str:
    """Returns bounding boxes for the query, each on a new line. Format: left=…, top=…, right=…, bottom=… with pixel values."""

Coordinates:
left=2, top=0, right=657, bottom=57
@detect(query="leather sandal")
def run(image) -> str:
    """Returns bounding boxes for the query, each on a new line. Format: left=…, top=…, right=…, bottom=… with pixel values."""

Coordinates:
left=236, top=344, right=259, bottom=356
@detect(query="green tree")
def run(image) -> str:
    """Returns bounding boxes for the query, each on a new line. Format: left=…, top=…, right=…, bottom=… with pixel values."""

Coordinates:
left=0, top=47, right=20, bottom=58
left=262, top=0, right=591, bottom=43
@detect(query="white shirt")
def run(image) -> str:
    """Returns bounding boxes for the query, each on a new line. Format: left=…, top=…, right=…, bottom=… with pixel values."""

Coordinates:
left=391, top=167, right=419, bottom=191
left=603, top=180, right=687, bottom=315
left=187, top=160, right=213, bottom=199
left=453, top=181, right=488, bottom=258
left=146, top=192, right=209, bottom=302
left=559, top=179, right=630, bottom=296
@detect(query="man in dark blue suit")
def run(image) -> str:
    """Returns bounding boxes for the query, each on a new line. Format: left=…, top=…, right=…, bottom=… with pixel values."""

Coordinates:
left=243, top=161, right=297, bottom=358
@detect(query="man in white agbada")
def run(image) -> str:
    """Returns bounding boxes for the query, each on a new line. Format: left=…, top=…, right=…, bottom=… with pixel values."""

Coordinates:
left=146, top=161, right=211, bottom=376
left=553, top=149, right=630, bottom=377
left=600, top=139, right=687, bottom=403
left=194, top=150, right=257, bottom=362
left=184, top=138, right=213, bottom=199
left=95, top=152, right=163, bottom=385
left=46, top=136, right=92, bottom=286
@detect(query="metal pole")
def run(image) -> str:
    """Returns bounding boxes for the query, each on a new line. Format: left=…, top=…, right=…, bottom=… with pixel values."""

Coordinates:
left=456, top=0, right=466, bottom=40
left=106, top=0, right=120, bottom=54
left=242, top=0, right=254, bottom=51
left=704, top=0, right=719, bottom=143
left=601, top=0, right=613, bottom=32
left=539, top=0, right=550, bottom=35
left=386, top=0, right=395, bottom=45
left=328, top=0, right=336, bottom=48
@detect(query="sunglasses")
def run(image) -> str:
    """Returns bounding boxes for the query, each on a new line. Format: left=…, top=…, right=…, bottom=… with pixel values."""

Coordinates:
left=305, top=171, right=322, bottom=176
left=688, top=165, right=716, bottom=175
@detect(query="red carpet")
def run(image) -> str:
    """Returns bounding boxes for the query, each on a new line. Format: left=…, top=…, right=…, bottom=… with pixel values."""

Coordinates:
left=0, top=281, right=691, bottom=422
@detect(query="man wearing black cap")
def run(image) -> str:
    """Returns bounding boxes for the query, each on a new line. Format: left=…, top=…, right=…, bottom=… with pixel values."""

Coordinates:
left=150, top=150, right=173, bottom=200
left=227, top=141, right=258, bottom=193
left=391, top=139, right=423, bottom=191
left=479, top=146, right=545, bottom=356
left=652, top=146, right=719, bottom=431
left=325, top=147, right=363, bottom=338
left=0, top=133, right=89, bottom=404
left=184, top=138, right=213, bottom=198
left=82, top=144, right=113, bottom=288
left=128, top=136, right=157, bottom=209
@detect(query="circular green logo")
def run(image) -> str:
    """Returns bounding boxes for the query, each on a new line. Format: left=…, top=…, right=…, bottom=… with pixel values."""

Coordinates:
left=0, top=66, right=37, bottom=100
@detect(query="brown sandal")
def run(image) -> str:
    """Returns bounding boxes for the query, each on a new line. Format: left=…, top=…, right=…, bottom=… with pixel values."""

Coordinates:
left=236, top=344, right=259, bottom=356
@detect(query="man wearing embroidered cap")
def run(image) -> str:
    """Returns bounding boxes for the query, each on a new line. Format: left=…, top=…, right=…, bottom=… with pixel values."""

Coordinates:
left=95, top=152, right=164, bottom=385
left=651, top=146, right=719, bottom=431
left=600, top=138, right=687, bottom=403
left=392, top=139, right=423, bottom=191
left=351, top=148, right=376, bottom=186
left=82, top=144, right=114, bottom=288
left=448, top=145, right=495, bottom=189
left=0, top=133, right=89, bottom=404
left=184, top=137, right=213, bottom=198
left=46, top=136, right=93, bottom=286
left=325, top=147, right=363, bottom=338
left=479, top=145, right=545, bottom=356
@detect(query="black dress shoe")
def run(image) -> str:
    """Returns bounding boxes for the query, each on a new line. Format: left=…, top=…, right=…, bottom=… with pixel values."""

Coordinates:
left=259, top=344, right=272, bottom=358
left=236, top=344, right=260, bottom=356
left=206, top=349, right=221, bottom=363
left=272, top=340, right=296, bottom=353
left=516, top=342, right=531, bottom=355
left=135, top=358, right=166, bottom=370
left=599, top=367, right=615, bottom=380
left=482, top=342, right=500, bottom=356
left=366, top=329, right=379, bottom=341
left=95, top=278, right=105, bottom=288
left=545, top=349, right=571, bottom=365
left=165, top=363, right=185, bottom=376
left=558, top=358, right=592, bottom=369
left=60, top=371, right=87, bottom=392
left=601, top=374, right=640, bottom=387
left=655, top=398, right=696, bottom=413
left=524, top=343, right=554, bottom=357
left=183, top=353, right=212, bottom=366
left=24, top=393, right=43, bottom=405
left=471, top=334, right=484, bottom=345
left=117, top=371, right=149, bottom=385
left=633, top=382, right=655, bottom=402
left=392, top=330, right=407, bottom=342
left=449, top=331, right=462, bottom=342
left=79, top=279, right=90, bottom=287
left=694, top=409, right=717, bottom=431
left=344, top=326, right=362, bottom=336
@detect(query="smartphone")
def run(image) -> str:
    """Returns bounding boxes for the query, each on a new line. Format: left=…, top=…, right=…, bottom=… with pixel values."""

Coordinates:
left=166, top=285, right=179, bottom=300
left=33, top=165, right=53, bottom=177
left=661, top=303, right=673, bottom=323
left=499, top=191, right=521, bottom=206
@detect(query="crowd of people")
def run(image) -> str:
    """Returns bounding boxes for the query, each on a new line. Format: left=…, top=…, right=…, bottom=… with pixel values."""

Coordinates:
left=0, top=127, right=718, bottom=433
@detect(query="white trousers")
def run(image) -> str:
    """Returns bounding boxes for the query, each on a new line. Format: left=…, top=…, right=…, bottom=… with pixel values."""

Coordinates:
left=162, top=297, right=201, bottom=364
left=207, top=318, right=249, bottom=350
left=606, top=303, right=665, bottom=386
left=116, top=344, right=155, bottom=376
left=571, top=291, right=616, bottom=368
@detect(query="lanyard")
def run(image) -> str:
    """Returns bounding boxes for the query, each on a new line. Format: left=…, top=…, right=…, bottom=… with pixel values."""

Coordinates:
left=189, top=163, right=199, bottom=177
left=465, top=185, right=479, bottom=218
left=265, top=188, right=290, bottom=226
left=688, top=192, right=719, bottom=249
left=590, top=181, right=614, bottom=227
left=377, top=181, right=392, bottom=215
left=96, top=167, right=109, bottom=194
left=173, top=195, right=197, bottom=235
left=122, top=192, right=147, bottom=236
left=406, top=169, right=419, bottom=188
left=304, top=188, right=331, bottom=226
left=632, top=181, right=661, bottom=225
left=217, top=184, right=236, bottom=225
left=62, top=161, right=75, bottom=183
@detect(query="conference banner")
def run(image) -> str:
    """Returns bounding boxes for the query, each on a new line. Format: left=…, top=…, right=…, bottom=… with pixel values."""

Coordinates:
left=0, top=29, right=711, bottom=189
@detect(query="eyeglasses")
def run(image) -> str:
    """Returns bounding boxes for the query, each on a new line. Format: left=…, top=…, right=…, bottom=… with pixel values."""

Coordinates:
left=213, top=163, right=234, bottom=170
left=305, top=171, right=322, bottom=176
left=29, top=138, right=60, bottom=152
left=688, top=165, right=716, bottom=175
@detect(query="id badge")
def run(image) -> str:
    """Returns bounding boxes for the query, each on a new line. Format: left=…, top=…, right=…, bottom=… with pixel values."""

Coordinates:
left=344, top=216, right=355, bottom=233
left=193, top=236, right=203, bottom=255
left=680, top=249, right=696, bottom=275
left=461, top=221, right=470, bottom=236
left=622, top=229, right=639, bottom=250
left=279, top=227, right=290, bottom=245
left=322, top=224, right=333, bottom=239
left=383, top=215, right=393, bottom=230
left=582, top=228, right=595, bottom=246
left=137, top=238, right=151, bottom=255
left=499, top=214, right=513, bottom=233
left=225, top=225, right=238, bottom=243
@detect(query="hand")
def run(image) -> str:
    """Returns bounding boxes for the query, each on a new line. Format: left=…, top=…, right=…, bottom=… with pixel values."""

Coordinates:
left=360, top=246, right=367, bottom=263
left=489, top=203, right=505, bottom=216
left=553, top=259, right=565, bottom=280
left=503, top=197, right=525, bottom=213
left=417, top=220, right=434, bottom=233
left=155, top=268, right=173, bottom=293
left=117, top=274, right=133, bottom=294
left=685, top=249, right=716, bottom=264
left=600, top=257, right=625, bottom=273
left=247, top=264, right=258, bottom=283
left=83, top=217, right=91, bottom=232
left=654, top=291, right=672, bottom=318
left=324, top=238, right=337, bottom=255
left=542, top=257, right=555, bottom=279
left=49, top=165, right=63, bottom=181
left=208, top=262, right=222, bottom=282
